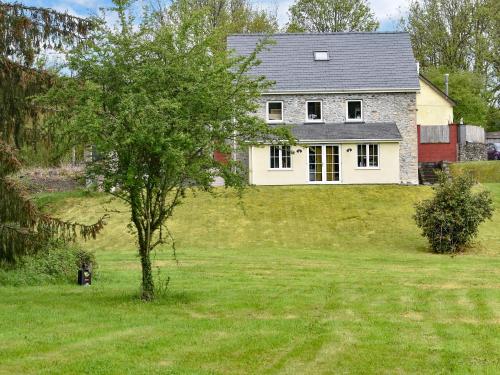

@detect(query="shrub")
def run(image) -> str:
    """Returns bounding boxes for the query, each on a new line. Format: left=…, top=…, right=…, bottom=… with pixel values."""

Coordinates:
left=0, top=240, right=97, bottom=286
left=414, top=172, right=494, bottom=253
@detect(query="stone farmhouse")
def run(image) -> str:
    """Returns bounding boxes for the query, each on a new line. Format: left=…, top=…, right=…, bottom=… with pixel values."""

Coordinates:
left=227, top=32, right=455, bottom=185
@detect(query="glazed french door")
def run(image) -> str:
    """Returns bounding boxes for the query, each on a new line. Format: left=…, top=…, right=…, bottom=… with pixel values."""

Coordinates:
left=309, top=145, right=340, bottom=183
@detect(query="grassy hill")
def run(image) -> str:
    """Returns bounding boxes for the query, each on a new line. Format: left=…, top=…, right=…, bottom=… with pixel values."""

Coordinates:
left=450, top=161, right=500, bottom=183
left=1, top=184, right=499, bottom=374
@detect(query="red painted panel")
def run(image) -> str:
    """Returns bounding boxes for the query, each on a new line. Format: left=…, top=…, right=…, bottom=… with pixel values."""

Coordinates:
left=214, top=150, right=230, bottom=164
left=418, top=124, right=458, bottom=162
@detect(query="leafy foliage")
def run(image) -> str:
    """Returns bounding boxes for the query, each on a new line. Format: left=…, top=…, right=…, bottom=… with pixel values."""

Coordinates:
left=422, top=67, right=490, bottom=126
left=38, top=0, right=293, bottom=300
left=401, top=0, right=499, bottom=129
left=402, top=0, right=498, bottom=74
left=0, top=141, right=106, bottom=263
left=166, top=0, right=278, bottom=37
left=485, top=106, right=500, bottom=132
left=0, top=239, right=97, bottom=286
left=414, top=171, right=494, bottom=253
left=286, top=0, right=379, bottom=32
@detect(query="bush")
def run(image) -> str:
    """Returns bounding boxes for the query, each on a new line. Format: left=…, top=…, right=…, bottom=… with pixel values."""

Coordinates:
left=414, top=172, right=494, bottom=254
left=0, top=240, right=97, bottom=286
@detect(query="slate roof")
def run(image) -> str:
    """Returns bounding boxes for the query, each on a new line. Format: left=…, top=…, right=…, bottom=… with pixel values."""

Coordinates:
left=227, top=32, right=420, bottom=93
left=270, top=122, right=402, bottom=142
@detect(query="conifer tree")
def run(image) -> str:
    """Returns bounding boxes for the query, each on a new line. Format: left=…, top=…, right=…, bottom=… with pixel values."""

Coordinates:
left=0, top=3, right=104, bottom=263
left=0, top=1, right=94, bottom=148
left=0, top=141, right=105, bottom=263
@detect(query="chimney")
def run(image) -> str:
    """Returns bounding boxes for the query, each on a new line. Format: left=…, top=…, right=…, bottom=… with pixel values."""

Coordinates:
left=444, top=73, right=449, bottom=95
left=416, top=62, right=420, bottom=74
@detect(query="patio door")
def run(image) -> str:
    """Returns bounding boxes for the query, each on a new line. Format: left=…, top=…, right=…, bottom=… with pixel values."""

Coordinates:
left=309, top=145, right=340, bottom=183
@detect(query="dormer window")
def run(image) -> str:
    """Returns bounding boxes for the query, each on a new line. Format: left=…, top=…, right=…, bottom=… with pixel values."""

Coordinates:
left=313, top=51, right=329, bottom=61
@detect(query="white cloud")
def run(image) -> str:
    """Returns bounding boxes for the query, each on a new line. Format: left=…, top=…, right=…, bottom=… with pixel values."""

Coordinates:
left=70, top=0, right=99, bottom=6
left=253, top=0, right=292, bottom=27
left=370, top=0, right=409, bottom=21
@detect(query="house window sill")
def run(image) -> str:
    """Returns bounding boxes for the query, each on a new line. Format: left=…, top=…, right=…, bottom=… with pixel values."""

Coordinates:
left=355, top=167, right=380, bottom=170
left=268, top=168, right=293, bottom=171
left=308, top=181, right=342, bottom=184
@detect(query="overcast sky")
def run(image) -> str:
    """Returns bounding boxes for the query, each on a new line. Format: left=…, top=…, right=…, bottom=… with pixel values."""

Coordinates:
left=22, top=0, right=409, bottom=31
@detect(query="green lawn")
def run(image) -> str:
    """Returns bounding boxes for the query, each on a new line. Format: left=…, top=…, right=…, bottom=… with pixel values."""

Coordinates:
left=1, top=184, right=499, bottom=374
left=450, top=160, right=500, bottom=183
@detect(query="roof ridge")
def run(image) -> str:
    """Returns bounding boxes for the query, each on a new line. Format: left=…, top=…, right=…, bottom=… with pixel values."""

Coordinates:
left=228, top=32, right=409, bottom=37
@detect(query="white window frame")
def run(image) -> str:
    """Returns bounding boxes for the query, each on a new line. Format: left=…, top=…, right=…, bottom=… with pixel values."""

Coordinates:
left=269, top=145, right=292, bottom=170
left=307, top=144, right=342, bottom=184
left=313, top=51, right=329, bottom=61
left=266, top=101, right=284, bottom=123
left=346, top=100, right=363, bottom=122
left=356, top=144, right=380, bottom=169
left=305, top=100, right=323, bottom=122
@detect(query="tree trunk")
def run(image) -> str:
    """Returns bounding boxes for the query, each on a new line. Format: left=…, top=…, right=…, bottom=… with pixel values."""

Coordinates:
left=140, top=250, right=155, bottom=301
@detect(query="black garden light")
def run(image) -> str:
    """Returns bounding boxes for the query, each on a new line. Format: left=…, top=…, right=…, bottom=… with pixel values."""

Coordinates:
left=78, top=265, right=92, bottom=286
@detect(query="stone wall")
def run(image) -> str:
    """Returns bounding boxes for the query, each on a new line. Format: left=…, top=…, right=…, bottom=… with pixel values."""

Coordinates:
left=254, top=92, right=418, bottom=184
left=458, top=143, right=488, bottom=161
left=17, top=166, right=84, bottom=193
left=234, top=144, right=250, bottom=172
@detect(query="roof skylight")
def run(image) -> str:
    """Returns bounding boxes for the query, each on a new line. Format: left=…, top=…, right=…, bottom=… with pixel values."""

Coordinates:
left=314, top=51, right=329, bottom=61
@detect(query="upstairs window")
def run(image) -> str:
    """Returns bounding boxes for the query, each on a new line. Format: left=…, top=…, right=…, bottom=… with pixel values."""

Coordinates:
left=313, top=51, right=329, bottom=61
left=347, top=100, right=363, bottom=121
left=306, top=101, right=322, bottom=122
left=270, top=146, right=291, bottom=169
left=267, top=101, right=283, bottom=122
left=357, top=144, right=379, bottom=168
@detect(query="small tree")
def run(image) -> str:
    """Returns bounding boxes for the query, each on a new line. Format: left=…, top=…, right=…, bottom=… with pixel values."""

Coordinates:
left=38, top=1, right=292, bottom=300
left=414, top=172, right=494, bottom=254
